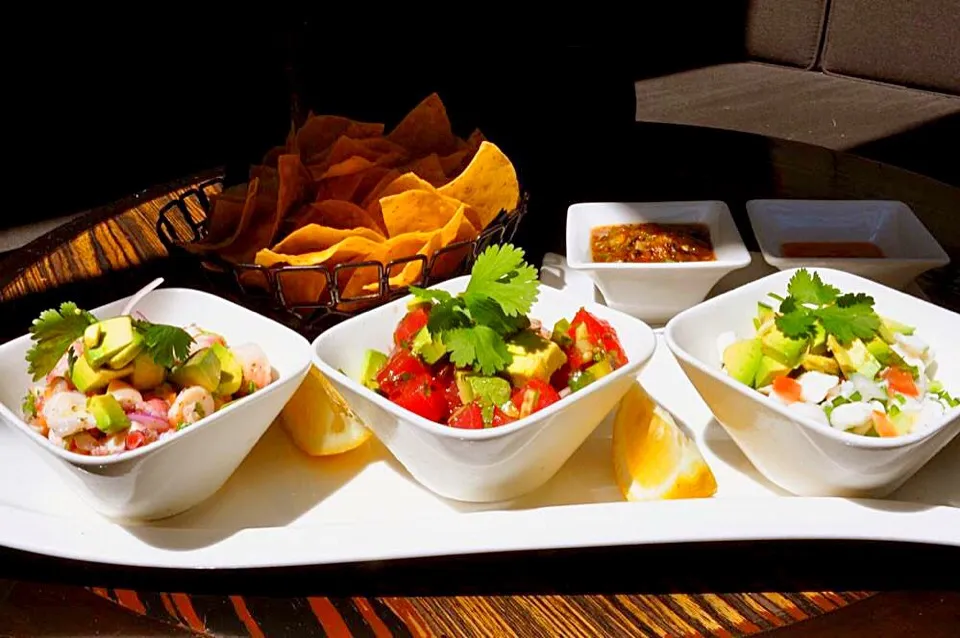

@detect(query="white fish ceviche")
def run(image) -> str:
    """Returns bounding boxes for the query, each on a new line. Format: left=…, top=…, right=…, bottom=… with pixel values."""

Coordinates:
left=717, top=269, right=958, bottom=438
left=20, top=302, right=273, bottom=456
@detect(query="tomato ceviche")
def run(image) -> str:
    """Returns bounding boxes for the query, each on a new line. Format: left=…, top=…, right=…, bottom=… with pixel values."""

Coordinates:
left=354, top=244, right=629, bottom=429
left=21, top=303, right=273, bottom=456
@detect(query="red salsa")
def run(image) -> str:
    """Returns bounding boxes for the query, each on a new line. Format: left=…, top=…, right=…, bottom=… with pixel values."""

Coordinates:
left=780, top=241, right=884, bottom=259
left=591, top=223, right=716, bottom=263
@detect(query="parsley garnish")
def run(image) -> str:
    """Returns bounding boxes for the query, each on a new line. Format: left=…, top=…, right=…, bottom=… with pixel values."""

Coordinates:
left=409, top=244, right=539, bottom=375
left=22, top=390, right=37, bottom=419
left=25, top=302, right=97, bottom=380
left=773, top=269, right=881, bottom=345
left=133, top=320, right=194, bottom=368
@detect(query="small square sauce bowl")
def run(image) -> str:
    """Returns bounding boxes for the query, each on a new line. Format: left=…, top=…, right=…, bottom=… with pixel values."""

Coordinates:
left=566, top=201, right=751, bottom=325
left=0, top=288, right=312, bottom=521
left=747, top=199, right=950, bottom=289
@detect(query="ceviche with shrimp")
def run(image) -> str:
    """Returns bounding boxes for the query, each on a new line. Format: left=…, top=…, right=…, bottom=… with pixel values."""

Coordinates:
left=356, top=244, right=629, bottom=429
left=20, top=302, right=273, bottom=456
left=718, top=269, right=958, bottom=438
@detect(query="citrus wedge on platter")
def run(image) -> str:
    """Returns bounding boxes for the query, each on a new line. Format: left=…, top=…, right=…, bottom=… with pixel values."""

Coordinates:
left=280, top=365, right=372, bottom=456
left=613, top=381, right=718, bottom=501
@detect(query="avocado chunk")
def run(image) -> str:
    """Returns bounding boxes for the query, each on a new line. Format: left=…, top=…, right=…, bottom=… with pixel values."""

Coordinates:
left=88, top=394, right=130, bottom=434
left=210, top=343, right=243, bottom=395
left=83, top=323, right=102, bottom=349
left=723, top=338, right=763, bottom=387
left=170, top=348, right=221, bottom=393
left=467, top=376, right=511, bottom=408
left=84, top=316, right=137, bottom=369
left=360, top=349, right=388, bottom=391
left=504, top=330, right=568, bottom=386
left=878, top=317, right=915, bottom=344
left=754, top=355, right=792, bottom=388
left=809, top=323, right=828, bottom=355
left=760, top=326, right=807, bottom=367
left=586, top=357, right=613, bottom=381
left=754, top=302, right=775, bottom=330
left=130, top=352, right=166, bottom=390
left=801, top=353, right=841, bottom=376
left=72, top=354, right=134, bottom=393
left=455, top=369, right=476, bottom=403
left=411, top=327, right=446, bottom=365
left=107, top=331, right=144, bottom=370
left=827, top=335, right=881, bottom=379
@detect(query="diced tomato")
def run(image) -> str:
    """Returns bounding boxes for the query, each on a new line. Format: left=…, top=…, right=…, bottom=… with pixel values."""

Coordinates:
left=772, top=376, right=803, bottom=403
left=434, top=363, right=463, bottom=411
left=391, top=374, right=449, bottom=423
left=491, top=407, right=517, bottom=428
left=511, top=378, right=562, bottom=418
left=125, top=430, right=146, bottom=450
left=872, top=411, right=898, bottom=437
left=394, top=307, right=430, bottom=349
left=550, top=361, right=573, bottom=389
left=882, top=367, right=919, bottom=398
left=448, top=402, right=484, bottom=429
left=376, top=348, right=431, bottom=397
left=567, top=308, right=628, bottom=370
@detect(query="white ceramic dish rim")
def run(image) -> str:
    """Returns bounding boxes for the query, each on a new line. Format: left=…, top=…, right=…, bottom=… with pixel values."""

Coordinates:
left=0, top=288, right=311, bottom=467
left=746, top=199, right=951, bottom=266
left=664, top=267, right=960, bottom=451
left=565, top=200, right=752, bottom=271
left=312, top=276, right=656, bottom=441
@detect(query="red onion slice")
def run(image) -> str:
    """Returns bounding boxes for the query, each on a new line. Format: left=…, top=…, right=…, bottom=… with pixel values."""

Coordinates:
left=127, top=411, right=171, bottom=431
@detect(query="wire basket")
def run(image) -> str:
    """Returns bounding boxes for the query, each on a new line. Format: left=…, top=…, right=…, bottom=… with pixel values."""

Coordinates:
left=157, top=177, right=528, bottom=339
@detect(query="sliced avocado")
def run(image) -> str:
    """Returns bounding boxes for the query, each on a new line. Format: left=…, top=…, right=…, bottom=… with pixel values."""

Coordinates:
left=878, top=317, right=916, bottom=344
left=411, top=327, right=445, bottom=364
left=170, top=348, right=221, bottom=393
left=865, top=336, right=904, bottom=368
left=130, top=352, right=166, bottom=390
left=505, top=330, right=568, bottom=386
left=760, top=327, right=807, bottom=367
left=84, top=316, right=137, bottom=369
left=107, top=331, right=144, bottom=370
left=83, top=322, right=102, bottom=349
left=827, top=335, right=881, bottom=379
left=723, top=338, right=763, bottom=387
left=801, top=353, right=841, bottom=376
left=88, top=394, right=130, bottom=434
left=810, top=323, right=828, bottom=355
left=72, top=354, right=134, bottom=393
left=360, top=349, right=388, bottom=391
left=754, top=355, right=792, bottom=388
left=455, top=370, right=476, bottom=403
left=467, top=376, right=511, bottom=408
left=211, top=343, right=243, bottom=395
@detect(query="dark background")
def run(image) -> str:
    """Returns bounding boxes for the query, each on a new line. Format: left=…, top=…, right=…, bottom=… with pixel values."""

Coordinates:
left=6, top=10, right=751, bottom=233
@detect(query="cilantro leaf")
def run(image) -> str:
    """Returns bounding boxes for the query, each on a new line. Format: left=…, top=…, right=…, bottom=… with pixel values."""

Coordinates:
left=814, top=303, right=880, bottom=344
left=443, top=325, right=512, bottom=376
left=134, top=320, right=194, bottom=368
left=775, top=309, right=819, bottom=339
left=465, top=244, right=539, bottom=317
left=22, top=390, right=37, bottom=419
left=836, top=292, right=874, bottom=308
left=409, top=286, right=452, bottom=304
left=25, top=302, right=97, bottom=381
left=426, top=298, right=470, bottom=333
left=464, top=293, right=529, bottom=336
left=787, top=269, right=839, bottom=305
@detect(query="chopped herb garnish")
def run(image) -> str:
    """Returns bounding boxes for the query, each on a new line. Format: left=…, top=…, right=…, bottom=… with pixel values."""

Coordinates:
left=22, top=391, right=37, bottom=419
left=25, top=302, right=97, bottom=380
left=773, top=269, right=881, bottom=344
left=133, top=320, right=194, bottom=368
left=247, top=381, right=257, bottom=394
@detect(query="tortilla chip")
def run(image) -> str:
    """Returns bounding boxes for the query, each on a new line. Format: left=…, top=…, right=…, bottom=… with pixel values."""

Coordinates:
left=314, top=172, right=366, bottom=203
left=271, top=224, right=384, bottom=255
left=437, top=141, right=519, bottom=230
left=431, top=208, right=479, bottom=277
left=218, top=181, right=288, bottom=264
left=298, top=200, right=385, bottom=235
left=276, top=154, right=313, bottom=222
left=351, top=166, right=394, bottom=205
left=200, top=195, right=247, bottom=246
left=440, top=129, right=485, bottom=177
left=380, top=189, right=462, bottom=237
left=344, top=121, right=384, bottom=139
left=186, top=178, right=261, bottom=252
left=296, top=115, right=382, bottom=159
left=255, top=235, right=384, bottom=305
left=400, top=153, right=448, bottom=187
left=387, top=93, right=458, bottom=157
left=312, top=156, right=375, bottom=181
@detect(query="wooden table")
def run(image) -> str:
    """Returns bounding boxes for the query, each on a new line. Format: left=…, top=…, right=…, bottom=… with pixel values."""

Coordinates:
left=1, top=125, right=958, bottom=637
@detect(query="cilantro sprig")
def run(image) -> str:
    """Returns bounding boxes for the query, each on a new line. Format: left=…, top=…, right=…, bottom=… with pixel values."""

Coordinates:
left=772, top=269, right=881, bottom=344
left=133, top=319, right=194, bottom=368
left=25, top=302, right=97, bottom=380
left=409, top=244, right=539, bottom=375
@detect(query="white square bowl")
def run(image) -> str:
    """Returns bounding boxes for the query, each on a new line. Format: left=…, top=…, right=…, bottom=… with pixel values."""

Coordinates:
left=0, top=288, right=312, bottom=521
left=312, top=275, right=658, bottom=503
left=664, top=267, right=960, bottom=498
left=747, top=199, right=950, bottom=289
left=566, top=201, right=751, bottom=324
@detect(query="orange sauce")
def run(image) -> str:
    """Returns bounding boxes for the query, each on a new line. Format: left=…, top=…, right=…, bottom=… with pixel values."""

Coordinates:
left=780, top=241, right=885, bottom=259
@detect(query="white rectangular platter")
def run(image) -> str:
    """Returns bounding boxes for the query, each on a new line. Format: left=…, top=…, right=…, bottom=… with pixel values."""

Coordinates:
left=0, top=255, right=957, bottom=569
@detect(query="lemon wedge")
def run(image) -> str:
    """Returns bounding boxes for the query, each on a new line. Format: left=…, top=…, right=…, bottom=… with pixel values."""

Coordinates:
left=613, top=382, right=717, bottom=501
left=280, top=365, right=372, bottom=456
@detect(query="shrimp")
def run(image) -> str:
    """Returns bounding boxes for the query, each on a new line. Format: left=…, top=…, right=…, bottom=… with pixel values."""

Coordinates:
left=189, top=331, right=227, bottom=355
left=106, top=380, right=143, bottom=411
left=41, top=391, right=96, bottom=438
left=167, top=386, right=215, bottom=427
left=90, top=433, right=126, bottom=456
left=232, top=343, right=272, bottom=393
